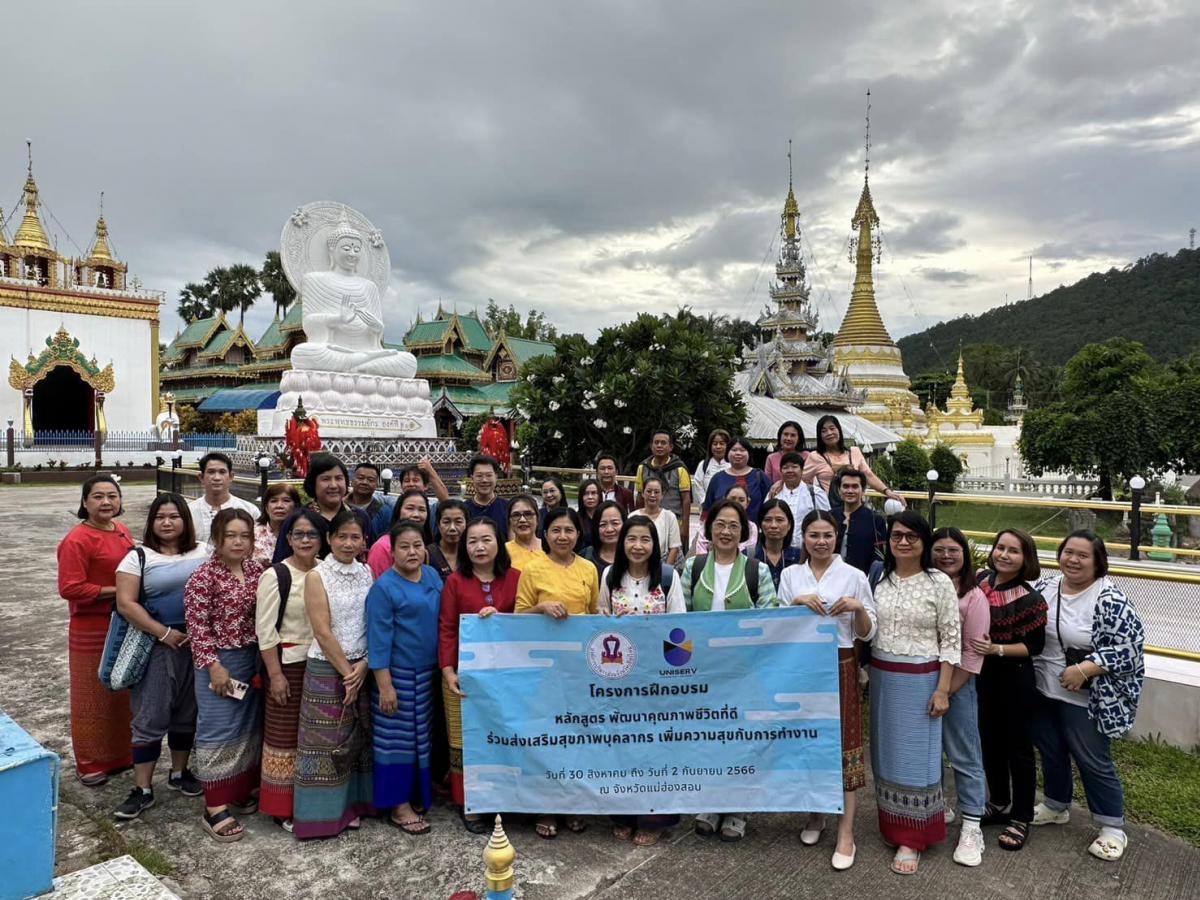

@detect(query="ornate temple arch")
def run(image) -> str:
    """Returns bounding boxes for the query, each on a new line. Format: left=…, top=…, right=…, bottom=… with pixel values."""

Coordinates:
left=8, top=326, right=115, bottom=439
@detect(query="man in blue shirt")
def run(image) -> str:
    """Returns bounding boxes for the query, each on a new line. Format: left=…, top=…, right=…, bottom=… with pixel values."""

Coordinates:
left=830, top=468, right=887, bottom=574
left=465, top=455, right=509, bottom=539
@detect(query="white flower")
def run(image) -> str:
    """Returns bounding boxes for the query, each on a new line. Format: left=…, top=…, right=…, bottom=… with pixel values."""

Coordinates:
left=583, top=390, right=594, bottom=400
left=553, top=430, right=563, bottom=439
left=678, top=423, right=698, bottom=441
left=526, top=374, right=536, bottom=383
left=733, top=357, right=743, bottom=365
left=622, top=426, right=632, bottom=434
left=583, top=399, right=597, bottom=410
left=552, top=375, right=564, bottom=385
left=549, top=400, right=561, bottom=411
left=580, top=356, right=593, bottom=366
left=613, top=398, right=627, bottom=408
left=593, top=418, right=607, bottom=429
left=516, top=406, right=529, bottom=418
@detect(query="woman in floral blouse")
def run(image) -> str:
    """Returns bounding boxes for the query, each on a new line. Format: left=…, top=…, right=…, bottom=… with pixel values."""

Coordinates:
left=184, top=508, right=265, bottom=842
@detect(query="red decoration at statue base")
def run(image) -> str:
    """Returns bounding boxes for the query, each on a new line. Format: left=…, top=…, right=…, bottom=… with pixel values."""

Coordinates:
left=284, top=401, right=322, bottom=479
left=479, top=416, right=511, bottom=475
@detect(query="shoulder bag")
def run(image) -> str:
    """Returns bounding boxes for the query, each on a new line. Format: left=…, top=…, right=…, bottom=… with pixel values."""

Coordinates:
left=98, top=548, right=156, bottom=691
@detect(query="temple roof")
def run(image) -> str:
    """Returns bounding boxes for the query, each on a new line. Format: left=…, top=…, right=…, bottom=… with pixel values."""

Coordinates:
left=483, top=332, right=554, bottom=372
left=733, top=371, right=898, bottom=449
left=405, top=310, right=492, bottom=354
left=198, top=323, right=254, bottom=362
left=172, top=314, right=224, bottom=350
left=279, top=300, right=305, bottom=333
left=255, top=316, right=288, bottom=351
left=832, top=177, right=895, bottom=348
left=86, top=214, right=116, bottom=263
left=415, top=352, right=491, bottom=381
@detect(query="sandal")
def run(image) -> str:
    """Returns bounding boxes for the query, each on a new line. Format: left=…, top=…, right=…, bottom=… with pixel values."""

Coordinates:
left=564, top=816, right=588, bottom=834
left=719, top=815, right=747, bottom=843
left=612, top=824, right=634, bottom=841
left=633, top=829, right=662, bottom=847
left=999, top=821, right=1030, bottom=851
left=78, top=772, right=108, bottom=787
left=202, top=809, right=245, bottom=843
left=981, top=802, right=1011, bottom=827
left=460, top=811, right=489, bottom=835
left=388, top=814, right=431, bottom=836
left=890, top=847, right=920, bottom=875
left=535, top=817, right=558, bottom=840
left=694, top=812, right=721, bottom=837
left=1088, top=830, right=1127, bottom=861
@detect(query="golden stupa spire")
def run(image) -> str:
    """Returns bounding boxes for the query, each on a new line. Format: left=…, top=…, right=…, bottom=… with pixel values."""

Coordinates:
left=483, top=815, right=515, bottom=894
left=88, top=192, right=115, bottom=262
left=13, top=141, right=52, bottom=252
left=782, top=139, right=799, bottom=240
left=833, top=90, right=895, bottom=348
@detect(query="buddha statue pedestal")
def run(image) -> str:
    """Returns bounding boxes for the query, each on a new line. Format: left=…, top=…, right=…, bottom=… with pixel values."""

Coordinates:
left=257, top=368, right=436, bottom=438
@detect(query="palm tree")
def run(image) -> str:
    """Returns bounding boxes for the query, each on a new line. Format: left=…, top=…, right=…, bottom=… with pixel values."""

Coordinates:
left=202, top=264, right=261, bottom=325
left=176, top=282, right=212, bottom=322
left=260, top=251, right=296, bottom=319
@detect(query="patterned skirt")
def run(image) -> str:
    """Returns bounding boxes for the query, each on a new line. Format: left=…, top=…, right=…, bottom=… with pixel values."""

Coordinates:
left=68, top=614, right=133, bottom=778
left=442, top=678, right=466, bottom=807
left=293, top=658, right=376, bottom=840
left=869, top=653, right=946, bottom=851
left=259, top=660, right=306, bottom=819
left=838, top=648, right=866, bottom=792
left=193, top=646, right=262, bottom=807
left=372, top=665, right=435, bottom=812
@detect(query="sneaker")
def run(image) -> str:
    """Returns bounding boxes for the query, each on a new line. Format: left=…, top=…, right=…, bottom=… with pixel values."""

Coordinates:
left=114, top=788, right=155, bottom=820
left=954, top=824, right=984, bottom=867
left=168, top=769, right=203, bottom=797
left=944, top=806, right=956, bottom=824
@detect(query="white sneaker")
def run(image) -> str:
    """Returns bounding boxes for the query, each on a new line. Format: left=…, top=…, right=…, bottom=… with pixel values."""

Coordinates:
left=954, top=824, right=984, bottom=867
left=944, top=806, right=956, bottom=824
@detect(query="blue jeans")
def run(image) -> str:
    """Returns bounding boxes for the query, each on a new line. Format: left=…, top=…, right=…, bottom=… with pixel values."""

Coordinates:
left=942, top=675, right=987, bottom=818
left=1032, top=693, right=1124, bottom=827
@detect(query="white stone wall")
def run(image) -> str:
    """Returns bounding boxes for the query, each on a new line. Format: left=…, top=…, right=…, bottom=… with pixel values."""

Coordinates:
left=2, top=307, right=154, bottom=432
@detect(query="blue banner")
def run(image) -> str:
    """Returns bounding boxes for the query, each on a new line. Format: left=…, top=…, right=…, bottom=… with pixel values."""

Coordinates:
left=459, top=608, right=843, bottom=815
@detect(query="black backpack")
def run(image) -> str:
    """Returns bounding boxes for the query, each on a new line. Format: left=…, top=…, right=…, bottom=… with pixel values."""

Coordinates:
left=690, top=553, right=759, bottom=604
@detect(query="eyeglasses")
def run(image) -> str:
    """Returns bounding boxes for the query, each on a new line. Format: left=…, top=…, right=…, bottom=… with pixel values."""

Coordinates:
left=511, top=511, right=536, bottom=519
left=712, top=522, right=741, bottom=533
left=290, top=530, right=321, bottom=541
left=889, top=532, right=921, bottom=545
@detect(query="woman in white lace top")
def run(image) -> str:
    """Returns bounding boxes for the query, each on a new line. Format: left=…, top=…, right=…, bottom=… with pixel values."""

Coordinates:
left=293, top=509, right=375, bottom=839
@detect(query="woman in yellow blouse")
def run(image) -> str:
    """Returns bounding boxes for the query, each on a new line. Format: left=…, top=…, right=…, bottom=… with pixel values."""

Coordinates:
left=505, top=494, right=545, bottom=572
left=515, top=506, right=598, bottom=839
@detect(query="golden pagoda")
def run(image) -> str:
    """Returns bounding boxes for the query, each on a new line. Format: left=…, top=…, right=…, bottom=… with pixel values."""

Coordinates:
left=831, top=95, right=923, bottom=430
left=925, top=351, right=995, bottom=466
left=73, top=194, right=128, bottom=291
left=7, top=142, right=59, bottom=287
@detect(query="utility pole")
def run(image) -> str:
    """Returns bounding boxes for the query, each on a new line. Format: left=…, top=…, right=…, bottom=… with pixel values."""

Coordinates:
left=1027, top=256, right=1033, bottom=300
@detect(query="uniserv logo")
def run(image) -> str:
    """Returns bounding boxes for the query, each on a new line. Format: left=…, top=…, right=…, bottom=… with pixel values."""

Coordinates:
left=662, top=627, right=693, bottom=666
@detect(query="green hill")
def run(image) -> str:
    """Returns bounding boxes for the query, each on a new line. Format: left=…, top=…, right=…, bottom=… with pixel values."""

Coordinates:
left=898, top=248, right=1200, bottom=374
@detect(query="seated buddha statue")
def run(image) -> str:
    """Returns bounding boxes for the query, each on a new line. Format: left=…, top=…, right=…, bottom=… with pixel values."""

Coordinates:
left=291, top=217, right=417, bottom=379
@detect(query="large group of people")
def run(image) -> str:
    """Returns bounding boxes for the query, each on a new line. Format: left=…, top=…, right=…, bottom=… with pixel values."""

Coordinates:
left=56, top=420, right=1146, bottom=874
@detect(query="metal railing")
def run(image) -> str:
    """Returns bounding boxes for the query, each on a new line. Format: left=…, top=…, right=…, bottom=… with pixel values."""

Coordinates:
left=14, top=430, right=237, bottom=451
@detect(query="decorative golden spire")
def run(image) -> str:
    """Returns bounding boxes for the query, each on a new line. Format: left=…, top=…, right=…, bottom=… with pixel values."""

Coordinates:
left=13, top=141, right=52, bottom=252
left=483, top=815, right=515, bottom=894
left=833, top=90, right=894, bottom=348
left=782, top=139, right=799, bottom=240
left=945, top=348, right=974, bottom=413
left=88, top=193, right=115, bottom=262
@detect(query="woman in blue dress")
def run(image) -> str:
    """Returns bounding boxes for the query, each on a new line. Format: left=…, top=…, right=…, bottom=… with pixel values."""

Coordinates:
left=367, top=520, right=444, bottom=835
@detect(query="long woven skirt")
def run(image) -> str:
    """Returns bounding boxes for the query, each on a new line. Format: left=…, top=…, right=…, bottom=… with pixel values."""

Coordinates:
left=442, top=678, right=466, bottom=807
left=68, top=614, right=133, bottom=779
left=839, top=648, right=866, bottom=792
left=372, top=665, right=435, bottom=811
left=869, top=652, right=946, bottom=851
left=193, top=646, right=262, bottom=807
left=293, top=658, right=376, bottom=840
left=259, top=660, right=306, bottom=819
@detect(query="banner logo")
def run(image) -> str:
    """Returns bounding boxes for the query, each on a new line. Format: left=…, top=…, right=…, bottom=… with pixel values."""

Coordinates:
left=587, top=631, right=636, bottom=679
left=663, top=627, right=693, bottom=666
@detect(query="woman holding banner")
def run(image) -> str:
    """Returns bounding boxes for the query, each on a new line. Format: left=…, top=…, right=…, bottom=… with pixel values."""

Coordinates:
left=439, top=519, right=520, bottom=832
left=869, top=510, right=960, bottom=875
left=516, top=506, right=599, bottom=839
left=684, top=499, right=777, bottom=842
left=777, top=510, right=876, bottom=870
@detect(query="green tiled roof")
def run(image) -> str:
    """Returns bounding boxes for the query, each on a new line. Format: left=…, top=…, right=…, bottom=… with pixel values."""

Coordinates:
left=415, top=353, right=490, bottom=381
left=256, top=317, right=286, bottom=350
left=505, top=335, right=554, bottom=365
left=280, top=300, right=304, bottom=333
left=168, top=386, right=220, bottom=404
left=404, top=313, right=492, bottom=353
left=435, top=382, right=517, bottom=416
left=458, top=314, right=492, bottom=352
left=199, top=326, right=237, bottom=359
left=405, top=320, right=450, bottom=345
left=174, top=315, right=222, bottom=348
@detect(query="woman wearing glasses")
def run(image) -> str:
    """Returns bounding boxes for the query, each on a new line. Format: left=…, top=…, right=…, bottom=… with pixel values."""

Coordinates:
left=505, top=494, right=545, bottom=570
left=869, top=511, right=961, bottom=875
left=255, top=509, right=324, bottom=831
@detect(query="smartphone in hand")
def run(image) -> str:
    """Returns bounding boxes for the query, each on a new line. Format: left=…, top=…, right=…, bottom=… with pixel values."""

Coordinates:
left=227, top=678, right=250, bottom=701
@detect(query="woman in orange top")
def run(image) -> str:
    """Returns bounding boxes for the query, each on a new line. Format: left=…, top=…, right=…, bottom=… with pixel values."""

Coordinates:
left=802, top=415, right=904, bottom=504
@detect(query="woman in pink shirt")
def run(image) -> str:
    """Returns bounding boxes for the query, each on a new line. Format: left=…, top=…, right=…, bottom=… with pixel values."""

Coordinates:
left=932, top=527, right=991, bottom=868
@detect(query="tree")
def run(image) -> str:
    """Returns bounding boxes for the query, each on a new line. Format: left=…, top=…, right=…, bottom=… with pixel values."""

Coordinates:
left=889, top=439, right=932, bottom=491
left=260, top=250, right=296, bottom=319
left=482, top=299, right=558, bottom=342
left=928, top=444, right=964, bottom=492
left=509, top=310, right=748, bottom=471
left=214, top=410, right=260, bottom=434
left=705, top=312, right=765, bottom=356
left=911, top=372, right=954, bottom=410
left=459, top=414, right=486, bottom=452
left=176, top=282, right=213, bottom=322
left=1019, top=338, right=1175, bottom=499
left=208, top=264, right=262, bottom=325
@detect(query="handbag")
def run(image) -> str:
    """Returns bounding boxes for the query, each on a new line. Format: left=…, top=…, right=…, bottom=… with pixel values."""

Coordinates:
left=98, top=548, right=156, bottom=691
left=1056, top=583, right=1094, bottom=688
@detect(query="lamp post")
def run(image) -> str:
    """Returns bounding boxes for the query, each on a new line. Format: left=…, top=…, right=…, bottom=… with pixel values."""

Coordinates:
left=171, top=448, right=184, bottom=494
left=926, top=469, right=940, bottom=529
left=1128, top=475, right=1146, bottom=561
left=5, top=418, right=13, bottom=468
left=257, top=454, right=272, bottom=502
left=380, top=468, right=394, bottom=497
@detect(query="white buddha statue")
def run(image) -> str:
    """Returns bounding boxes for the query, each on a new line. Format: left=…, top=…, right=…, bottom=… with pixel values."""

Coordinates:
left=291, top=216, right=417, bottom=378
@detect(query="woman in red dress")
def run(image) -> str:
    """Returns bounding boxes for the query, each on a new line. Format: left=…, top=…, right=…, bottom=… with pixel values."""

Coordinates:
left=57, top=474, right=136, bottom=785
left=438, top=518, right=520, bottom=831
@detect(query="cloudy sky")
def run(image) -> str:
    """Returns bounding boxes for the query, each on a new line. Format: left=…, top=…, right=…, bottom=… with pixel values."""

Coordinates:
left=5, top=1, right=1197, bottom=354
